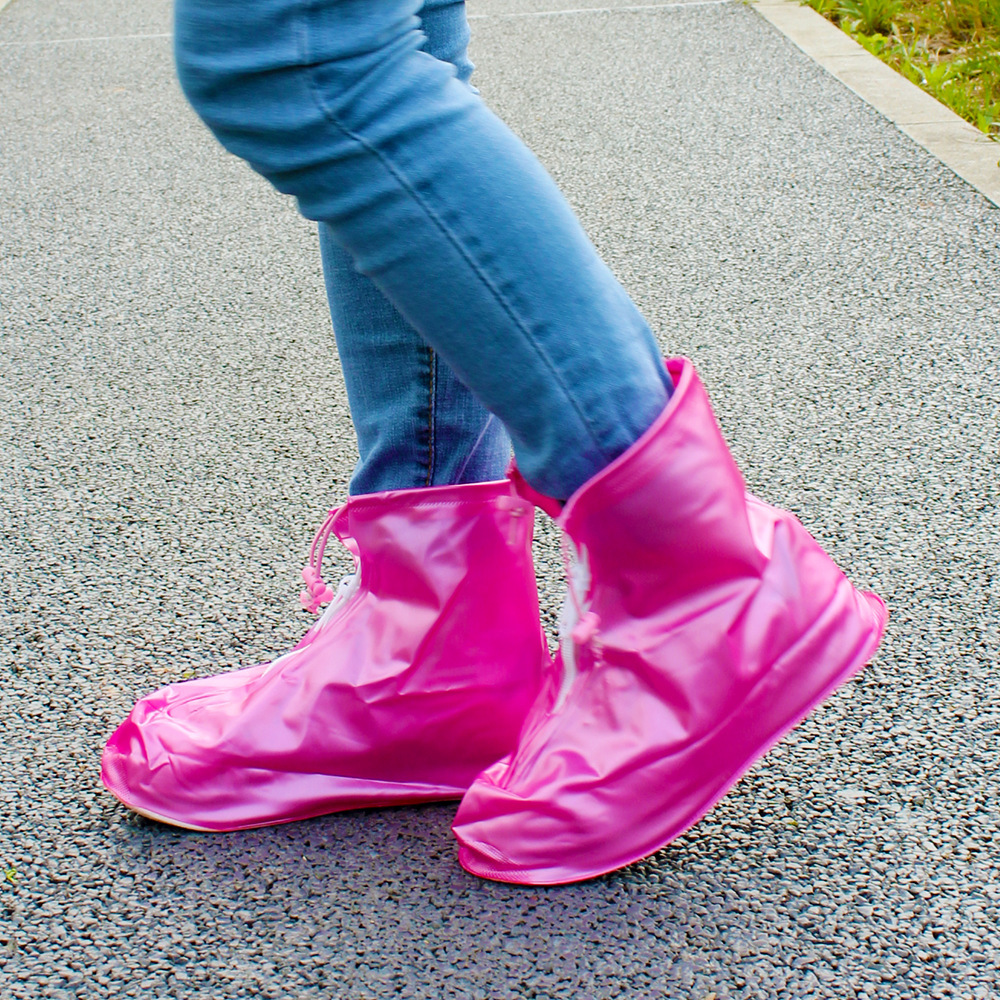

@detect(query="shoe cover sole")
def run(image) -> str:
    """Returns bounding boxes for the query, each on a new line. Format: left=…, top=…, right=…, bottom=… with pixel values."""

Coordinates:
left=121, top=801, right=218, bottom=833
left=458, top=590, right=888, bottom=885
left=103, top=780, right=466, bottom=834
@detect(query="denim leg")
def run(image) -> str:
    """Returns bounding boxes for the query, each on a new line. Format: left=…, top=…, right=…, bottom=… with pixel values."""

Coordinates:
left=318, top=0, right=509, bottom=495
left=320, top=229, right=511, bottom=494
left=174, top=0, right=672, bottom=500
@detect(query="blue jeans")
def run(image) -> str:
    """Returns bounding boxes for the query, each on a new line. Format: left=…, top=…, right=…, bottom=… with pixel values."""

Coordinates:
left=174, top=0, right=672, bottom=500
left=318, top=0, right=511, bottom=494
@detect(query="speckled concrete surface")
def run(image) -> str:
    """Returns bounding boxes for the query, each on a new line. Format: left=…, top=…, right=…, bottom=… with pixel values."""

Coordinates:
left=2, top=0, right=999, bottom=997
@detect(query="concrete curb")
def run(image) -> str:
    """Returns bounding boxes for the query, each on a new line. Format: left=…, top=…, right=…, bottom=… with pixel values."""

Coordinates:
left=752, top=0, right=1000, bottom=208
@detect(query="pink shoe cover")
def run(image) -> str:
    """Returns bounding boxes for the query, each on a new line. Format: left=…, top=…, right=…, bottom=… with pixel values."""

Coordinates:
left=453, top=359, right=887, bottom=885
left=102, top=480, right=549, bottom=832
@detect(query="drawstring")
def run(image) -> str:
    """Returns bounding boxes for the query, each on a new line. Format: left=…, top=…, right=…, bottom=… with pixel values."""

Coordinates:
left=313, top=572, right=361, bottom=628
left=300, top=508, right=342, bottom=613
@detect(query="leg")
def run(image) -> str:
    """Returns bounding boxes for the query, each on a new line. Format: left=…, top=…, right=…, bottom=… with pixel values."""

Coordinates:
left=319, top=0, right=510, bottom=495
left=173, top=0, right=672, bottom=500
left=156, top=0, right=886, bottom=882
left=453, top=359, right=888, bottom=884
left=322, top=234, right=512, bottom=494
left=102, top=4, right=563, bottom=834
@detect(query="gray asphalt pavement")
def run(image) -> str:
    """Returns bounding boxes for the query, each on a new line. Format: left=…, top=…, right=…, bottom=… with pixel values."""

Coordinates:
left=2, top=0, right=999, bottom=997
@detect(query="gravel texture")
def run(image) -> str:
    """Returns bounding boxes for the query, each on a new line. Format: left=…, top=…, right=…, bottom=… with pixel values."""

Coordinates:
left=2, top=0, right=999, bottom=997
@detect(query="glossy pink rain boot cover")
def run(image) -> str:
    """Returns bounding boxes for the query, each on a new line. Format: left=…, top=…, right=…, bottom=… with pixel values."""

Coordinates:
left=102, top=479, right=548, bottom=832
left=453, top=358, right=887, bottom=885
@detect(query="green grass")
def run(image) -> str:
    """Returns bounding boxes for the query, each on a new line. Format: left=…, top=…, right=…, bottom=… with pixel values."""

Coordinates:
left=801, top=0, right=1000, bottom=137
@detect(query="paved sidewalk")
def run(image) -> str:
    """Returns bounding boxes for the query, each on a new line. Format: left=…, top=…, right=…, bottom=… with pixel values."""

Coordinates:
left=2, top=0, right=999, bottom=997
left=754, top=0, right=1000, bottom=206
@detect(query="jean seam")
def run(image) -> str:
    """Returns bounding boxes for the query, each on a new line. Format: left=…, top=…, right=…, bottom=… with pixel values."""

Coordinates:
left=426, top=347, right=437, bottom=487
left=296, top=0, right=615, bottom=466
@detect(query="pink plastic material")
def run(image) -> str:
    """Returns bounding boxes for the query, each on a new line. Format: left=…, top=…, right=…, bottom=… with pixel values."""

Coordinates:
left=453, top=358, right=887, bottom=885
left=101, top=479, right=549, bottom=832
